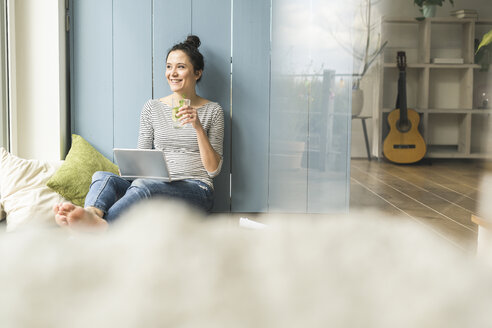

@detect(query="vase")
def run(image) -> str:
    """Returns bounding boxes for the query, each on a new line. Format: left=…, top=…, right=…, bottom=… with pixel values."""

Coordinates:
left=352, top=88, right=364, bottom=116
left=422, top=4, right=437, bottom=18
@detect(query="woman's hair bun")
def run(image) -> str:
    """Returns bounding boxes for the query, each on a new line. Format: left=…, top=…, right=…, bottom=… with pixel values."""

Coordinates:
left=184, top=35, right=201, bottom=48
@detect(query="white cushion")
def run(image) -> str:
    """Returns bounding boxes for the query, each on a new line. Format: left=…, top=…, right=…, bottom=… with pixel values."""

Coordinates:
left=0, top=148, right=67, bottom=231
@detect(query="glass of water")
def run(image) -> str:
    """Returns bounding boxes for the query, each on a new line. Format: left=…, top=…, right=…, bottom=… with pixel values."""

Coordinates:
left=171, top=98, right=190, bottom=129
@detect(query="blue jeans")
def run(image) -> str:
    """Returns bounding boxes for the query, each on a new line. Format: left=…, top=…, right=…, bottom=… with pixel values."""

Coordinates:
left=84, top=171, right=214, bottom=223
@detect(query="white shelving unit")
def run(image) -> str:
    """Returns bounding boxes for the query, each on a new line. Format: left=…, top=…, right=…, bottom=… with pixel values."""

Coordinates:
left=376, top=17, right=492, bottom=159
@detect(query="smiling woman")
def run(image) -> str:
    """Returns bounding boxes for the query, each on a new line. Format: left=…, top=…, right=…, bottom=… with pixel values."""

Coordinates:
left=54, top=35, right=225, bottom=232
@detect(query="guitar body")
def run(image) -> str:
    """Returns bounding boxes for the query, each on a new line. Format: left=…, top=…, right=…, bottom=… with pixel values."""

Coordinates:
left=383, top=51, right=426, bottom=164
left=383, top=108, right=426, bottom=164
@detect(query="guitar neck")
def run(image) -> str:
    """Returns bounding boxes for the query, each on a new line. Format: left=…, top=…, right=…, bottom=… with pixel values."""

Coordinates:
left=398, top=70, right=408, bottom=123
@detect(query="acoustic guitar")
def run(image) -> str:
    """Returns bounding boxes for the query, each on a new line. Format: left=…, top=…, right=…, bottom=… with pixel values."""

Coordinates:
left=383, top=51, right=426, bottom=164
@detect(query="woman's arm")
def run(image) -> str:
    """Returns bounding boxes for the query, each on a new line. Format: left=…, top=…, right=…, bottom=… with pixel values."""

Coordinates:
left=179, top=104, right=224, bottom=176
left=196, top=125, right=222, bottom=173
left=137, top=101, right=154, bottom=149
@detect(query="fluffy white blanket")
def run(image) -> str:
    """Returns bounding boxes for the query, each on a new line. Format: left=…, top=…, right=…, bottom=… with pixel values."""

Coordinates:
left=0, top=199, right=491, bottom=327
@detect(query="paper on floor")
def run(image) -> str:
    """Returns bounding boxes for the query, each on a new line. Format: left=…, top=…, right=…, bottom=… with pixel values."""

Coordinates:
left=239, top=217, right=267, bottom=230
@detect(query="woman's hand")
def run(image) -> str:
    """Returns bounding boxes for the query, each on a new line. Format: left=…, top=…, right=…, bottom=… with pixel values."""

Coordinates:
left=178, top=105, right=201, bottom=130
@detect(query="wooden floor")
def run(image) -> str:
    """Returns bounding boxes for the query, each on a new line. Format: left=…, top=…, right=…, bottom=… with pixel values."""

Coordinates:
left=350, top=158, right=484, bottom=252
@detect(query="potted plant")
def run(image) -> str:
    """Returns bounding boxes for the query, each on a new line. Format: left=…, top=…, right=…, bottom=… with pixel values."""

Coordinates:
left=329, top=0, right=387, bottom=116
left=476, top=29, right=492, bottom=71
left=414, top=0, right=454, bottom=18
left=341, top=0, right=387, bottom=116
left=475, top=29, right=492, bottom=108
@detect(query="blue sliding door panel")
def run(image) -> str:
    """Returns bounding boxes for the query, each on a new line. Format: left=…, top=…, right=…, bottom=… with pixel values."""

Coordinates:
left=153, top=0, right=192, bottom=98
left=113, top=0, right=153, bottom=149
left=231, top=0, right=271, bottom=212
left=71, top=0, right=114, bottom=159
left=193, top=0, right=231, bottom=211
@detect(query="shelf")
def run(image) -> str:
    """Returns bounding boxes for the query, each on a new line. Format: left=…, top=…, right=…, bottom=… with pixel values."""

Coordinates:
left=383, top=63, right=427, bottom=68
left=471, top=114, right=491, bottom=155
left=382, top=17, right=419, bottom=24
left=381, top=17, right=478, bottom=24
left=471, top=109, right=492, bottom=114
left=426, top=152, right=467, bottom=159
left=427, top=109, right=475, bottom=113
left=382, top=107, right=425, bottom=113
left=427, top=152, right=492, bottom=159
left=383, top=63, right=479, bottom=69
left=426, top=145, right=464, bottom=158
left=476, top=20, right=492, bottom=25
left=425, top=17, right=476, bottom=24
left=429, top=64, right=479, bottom=69
left=429, top=69, right=472, bottom=109
left=382, top=108, right=492, bottom=113
left=377, top=17, right=489, bottom=160
left=467, top=153, right=492, bottom=159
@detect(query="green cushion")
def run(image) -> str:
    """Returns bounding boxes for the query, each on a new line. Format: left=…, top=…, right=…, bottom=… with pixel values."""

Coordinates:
left=47, top=134, right=119, bottom=206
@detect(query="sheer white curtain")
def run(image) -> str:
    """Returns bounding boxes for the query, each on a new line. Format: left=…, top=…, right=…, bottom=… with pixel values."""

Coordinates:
left=4, top=0, right=68, bottom=160
left=268, top=0, right=356, bottom=212
left=0, top=0, right=8, bottom=149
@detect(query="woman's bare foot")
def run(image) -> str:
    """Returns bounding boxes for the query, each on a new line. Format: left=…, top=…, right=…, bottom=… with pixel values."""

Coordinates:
left=54, top=202, right=108, bottom=232
left=53, top=203, right=69, bottom=227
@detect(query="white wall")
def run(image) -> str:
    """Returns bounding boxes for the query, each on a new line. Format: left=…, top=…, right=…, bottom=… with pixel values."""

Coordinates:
left=8, top=0, right=67, bottom=161
left=350, top=0, right=492, bottom=158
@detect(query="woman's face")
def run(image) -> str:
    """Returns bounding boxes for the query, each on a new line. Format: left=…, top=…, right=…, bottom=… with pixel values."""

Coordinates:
left=166, top=50, right=201, bottom=94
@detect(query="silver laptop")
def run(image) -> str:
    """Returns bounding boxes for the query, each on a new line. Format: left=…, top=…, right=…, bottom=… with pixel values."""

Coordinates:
left=113, top=148, right=171, bottom=181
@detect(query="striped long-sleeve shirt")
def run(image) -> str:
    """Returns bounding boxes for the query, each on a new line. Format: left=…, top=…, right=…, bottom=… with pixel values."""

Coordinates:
left=137, top=99, right=224, bottom=189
